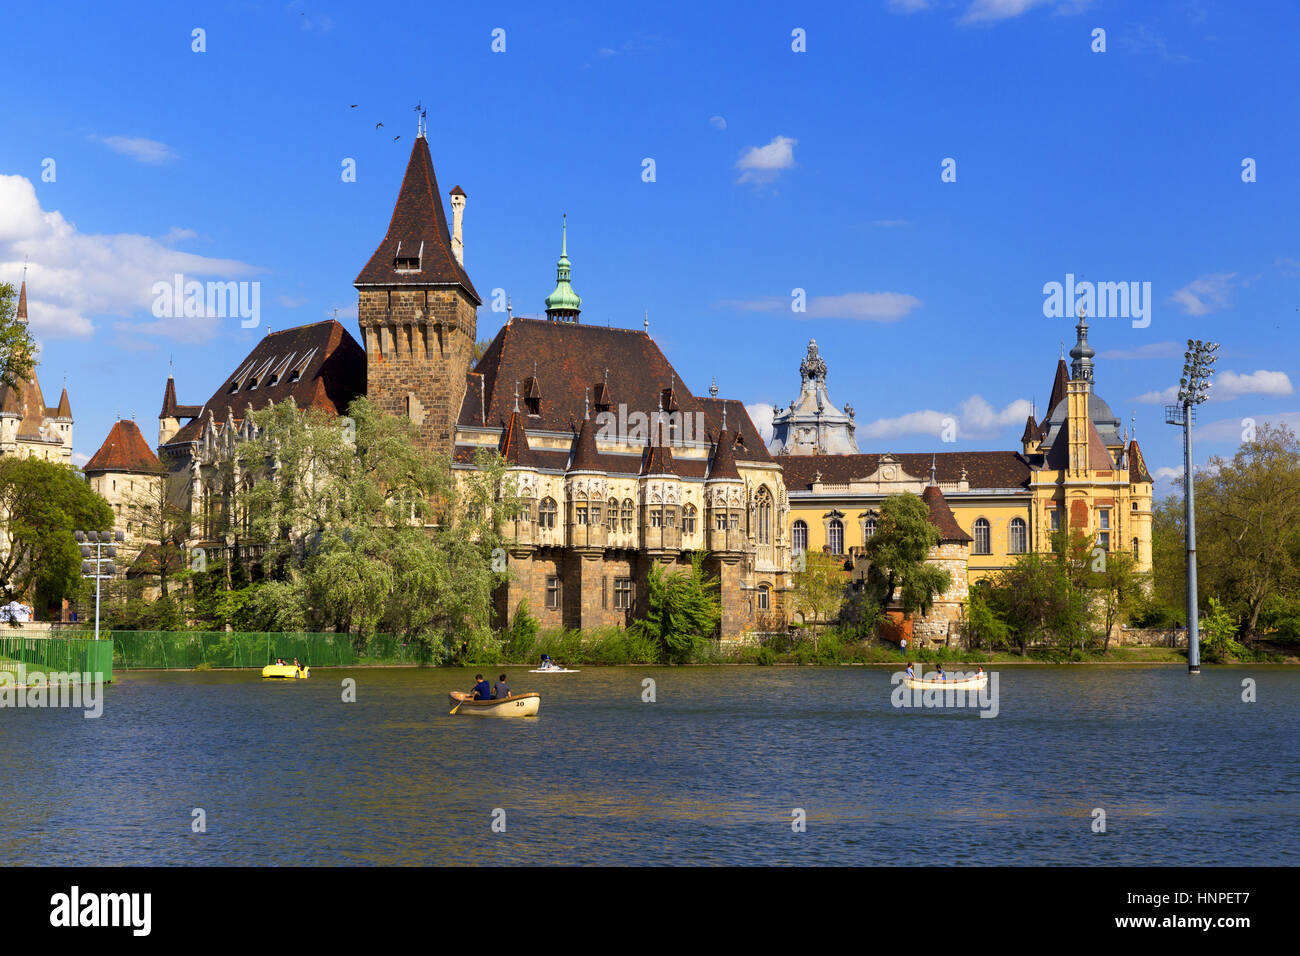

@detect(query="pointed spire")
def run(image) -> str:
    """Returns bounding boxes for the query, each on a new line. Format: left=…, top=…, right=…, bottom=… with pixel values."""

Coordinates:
left=930, top=453, right=937, bottom=486
left=544, top=214, right=582, bottom=322
left=709, top=376, right=719, bottom=399
left=56, top=386, right=71, bottom=419
left=499, top=409, right=535, bottom=466
left=16, top=280, right=28, bottom=322
left=708, top=419, right=741, bottom=481
left=568, top=412, right=603, bottom=473
left=1069, top=305, right=1095, bottom=386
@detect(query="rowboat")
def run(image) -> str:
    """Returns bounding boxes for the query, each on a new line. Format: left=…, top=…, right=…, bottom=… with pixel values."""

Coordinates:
left=448, top=691, right=540, bottom=717
left=527, top=665, right=580, bottom=673
left=262, top=664, right=310, bottom=679
left=903, top=673, right=987, bottom=691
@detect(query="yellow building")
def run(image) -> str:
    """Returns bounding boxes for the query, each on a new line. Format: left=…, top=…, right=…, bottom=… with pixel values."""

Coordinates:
left=780, top=313, right=1153, bottom=598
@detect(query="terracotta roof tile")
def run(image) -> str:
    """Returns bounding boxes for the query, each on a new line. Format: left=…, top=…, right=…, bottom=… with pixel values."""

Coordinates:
left=1128, top=439, right=1152, bottom=483
left=781, top=452, right=1030, bottom=491
left=921, top=484, right=973, bottom=543
left=84, top=419, right=163, bottom=474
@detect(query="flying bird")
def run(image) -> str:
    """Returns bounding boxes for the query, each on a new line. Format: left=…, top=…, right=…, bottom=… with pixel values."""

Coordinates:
left=349, top=104, right=358, bottom=108
left=375, top=122, right=383, bottom=129
left=393, top=135, right=400, bottom=141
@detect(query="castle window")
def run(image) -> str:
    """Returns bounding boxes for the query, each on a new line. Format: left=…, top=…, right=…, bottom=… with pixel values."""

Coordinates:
left=792, top=520, right=808, bottom=555
left=227, top=380, right=239, bottom=394
left=622, top=499, right=634, bottom=533
left=1097, top=508, right=1111, bottom=551
left=973, top=518, right=991, bottom=555
left=614, top=577, right=633, bottom=610
left=288, top=369, right=301, bottom=383
left=539, top=497, right=557, bottom=529
left=1009, top=517, right=1027, bottom=554
left=863, top=516, right=877, bottom=540
left=650, top=508, right=662, bottom=528
left=758, top=585, right=770, bottom=612
left=1049, top=508, right=1061, bottom=532
left=729, top=513, right=739, bottom=531
left=828, top=518, right=844, bottom=555
left=526, top=396, right=540, bottom=415
left=715, top=512, right=727, bottom=531
left=1132, top=537, right=1140, bottom=559
left=665, top=507, right=676, bottom=529
left=1132, top=501, right=1138, bottom=511
left=576, top=504, right=588, bottom=526
left=266, top=373, right=279, bottom=387
left=683, top=504, right=697, bottom=534
left=608, top=498, right=618, bottom=530
left=246, top=378, right=258, bottom=390
left=591, top=502, right=601, bottom=526
left=546, top=576, right=561, bottom=610
left=756, top=487, right=772, bottom=544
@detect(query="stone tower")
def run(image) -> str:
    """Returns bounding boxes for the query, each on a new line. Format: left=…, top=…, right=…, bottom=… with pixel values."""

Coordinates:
left=355, top=127, right=480, bottom=456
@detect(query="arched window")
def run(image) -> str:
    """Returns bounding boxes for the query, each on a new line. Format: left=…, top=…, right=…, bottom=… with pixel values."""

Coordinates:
left=828, top=518, right=844, bottom=555
left=792, top=520, right=808, bottom=555
left=758, top=584, right=770, bottom=611
left=1132, top=537, right=1140, bottom=559
left=621, top=498, right=634, bottom=533
left=539, top=497, right=557, bottom=529
left=973, top=517, right=991, bottom=555
left=756, top=487, right=772, bottom=544
left=1009, top=517, right=1027, bottom=554
left=608, top=497, right=619, bottom=530
left=683, top=504, right=697, bottom=534
left=864, top=516, right=877, bottom=540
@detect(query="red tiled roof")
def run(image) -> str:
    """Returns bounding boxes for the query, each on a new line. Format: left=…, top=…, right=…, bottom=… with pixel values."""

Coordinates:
left=640, top=416, right=678, bottom=475
left=921, top=484, right=973, bottom=543
left=1042, top=358, right=1069, bottom=435
left=54, top=387, right=71, bottom=419
left=499, top=410, right=535, bottom=466
left=781, top=452, right=1030, bottom=491
left=164, top=320, right=366, bottom=446
left=160, top=376, right=202, bottom=420
left=354, top=135, right=479, bottom=303
left=1128, top=439, right=1152, bottom=483
left=568, top=415, right=602, bottom=472
left=708, top=428, right=741, bottom=480
left=84, top=419, right=163, bottom=474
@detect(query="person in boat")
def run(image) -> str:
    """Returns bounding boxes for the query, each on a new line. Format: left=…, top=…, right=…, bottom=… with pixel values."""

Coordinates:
left=494, top=673, right=511, bottom=699
left=293, top=658, right=300, bottom=668
left=933, top=663, right=946, bottom=682
left=975, top=666, right=985, bottom=677
left=905, top=662, right=915, bottom=680
left=471, top=674, right=492, bottom=700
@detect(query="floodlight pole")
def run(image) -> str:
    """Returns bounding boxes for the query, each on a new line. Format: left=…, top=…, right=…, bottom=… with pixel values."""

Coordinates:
left=1182, top=399, right=1200, bottom=674
left=77, top=530, right=122, bottom=641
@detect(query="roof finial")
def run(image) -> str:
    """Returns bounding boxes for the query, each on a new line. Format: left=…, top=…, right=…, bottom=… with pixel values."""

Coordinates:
left=709, top=375, right=718, bottom=399
left=507, top=295, right=513, bottom=319
left=722, top=403, right=727, bottom=431
left=644, top=309, right=648, bottom=333
left=514, top=380, right=520, bottom=413
left=414, top=100, right=427, bottom=138
left=584, top=387, right=591, bottom=420
left=930, top=453, right=937, bottom=486
left=603, top=367, right=609, bottom=385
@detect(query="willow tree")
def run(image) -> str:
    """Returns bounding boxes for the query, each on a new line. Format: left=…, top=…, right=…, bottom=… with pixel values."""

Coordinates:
left=234, top=395, right=522, bottom=658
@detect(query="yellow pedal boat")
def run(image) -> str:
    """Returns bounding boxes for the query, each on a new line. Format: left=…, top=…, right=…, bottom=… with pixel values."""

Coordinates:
left=448, top=691, right=540, bottom=717
left=262, top=664, right=310, bottom=679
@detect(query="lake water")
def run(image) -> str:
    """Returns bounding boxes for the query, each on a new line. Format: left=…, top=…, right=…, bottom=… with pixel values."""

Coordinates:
left=2, top=665, right=1296, bottom=866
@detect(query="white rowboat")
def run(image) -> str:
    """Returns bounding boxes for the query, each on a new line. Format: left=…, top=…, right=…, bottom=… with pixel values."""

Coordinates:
left=903, top=674, right=988, bottom=691
left=447, top=691, right=541, bottom=717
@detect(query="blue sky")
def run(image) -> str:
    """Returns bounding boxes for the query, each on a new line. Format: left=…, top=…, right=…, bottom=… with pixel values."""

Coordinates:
left=2, top=0, right=1296, bottom=491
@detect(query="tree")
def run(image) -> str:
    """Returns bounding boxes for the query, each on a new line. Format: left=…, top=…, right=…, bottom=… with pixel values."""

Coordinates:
left=789, top=550, right=850, bottom=647
left=965, top=582, right=1011, bottom=651
left=124, top=469, right=189, bottom=597
left=636, top=552, right=722, bottom=663
left=0, top=282, right=36, bottom=396
left=1195, top=423, right=1300, bottom=640
left=986, top=551, right=1083, bottom=655
left=0, top=458, right=114, bottom=610
left=1088, top=548, right=1145, bottom=651
left=860, top=493, right=951, bottom=617
left=1199, top=596, right=1242, bottom=662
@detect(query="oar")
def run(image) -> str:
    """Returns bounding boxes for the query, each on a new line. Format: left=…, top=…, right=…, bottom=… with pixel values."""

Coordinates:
left=449, top=694, right=464, bottom=715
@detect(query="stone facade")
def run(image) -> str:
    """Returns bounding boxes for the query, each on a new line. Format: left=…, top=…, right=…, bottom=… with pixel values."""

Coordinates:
left=0, top=282, right=74, bottom=465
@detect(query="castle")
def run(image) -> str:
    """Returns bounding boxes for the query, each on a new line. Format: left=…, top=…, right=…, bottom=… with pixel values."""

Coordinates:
left=146, top=131, right=789, bottom=639
left=0, top=282, right=74, bottom=463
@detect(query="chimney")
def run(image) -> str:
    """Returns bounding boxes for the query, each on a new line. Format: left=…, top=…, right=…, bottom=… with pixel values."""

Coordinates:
left=450, top=186, right=466, bottom=266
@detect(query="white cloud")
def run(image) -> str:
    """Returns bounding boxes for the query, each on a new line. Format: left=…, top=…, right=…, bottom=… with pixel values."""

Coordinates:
left=857, top=395, right=1032, bottom=440
left=1136, top=370, right=1293, bottom=404
left=1195, top=412, right=1300, bottom=445
left=960, top=0, right=1051, bottom=23
left=709, top=116, right=727, bottom=131
left=889, top=0, right=931, bottom=11
left=277, top=295, right=309, bottom=309
left=1214, top=370, right=1293, bottom=400
left=1170, top=272, right=1238, bottom=316
left=736, top=135, right=797, bottom=184
left=1152, top=466, right=1182, bottom=482
left=95, top=135, right=179, bottom=165
left=746, top=402, right=775, bottom=445
left=719, top=291, right=921, bottom=322
left=0, top=174, right=262, bottom=340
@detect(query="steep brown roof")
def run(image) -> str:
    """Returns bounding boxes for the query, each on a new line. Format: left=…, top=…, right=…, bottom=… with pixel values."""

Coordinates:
left=708, top=428, right=741, bottom=480
left=781, top=452, right=1031, bottom=491
left=921, top=484, right=973, bottom=543
left=463, top=318, right=773, bottom=466
left=84, top=419, right=163, bottom=475
left=160, top=375, right=202, bottom=420
left=568, top=414, right=602, bottom=472
left=354, top=135, right=479, bottom=303
left=640, top=415, right=679, bottom=475
left=1044, top=413, right=1114, bottom=472
left=54, top=387, right=71, bottom=419
left=16, top=280, right=27, bottom=321
left=1019, top=414, right=1037, bottom=444
left=498, top=410, right=535, bottom=466
left=1042, top=358, right=1069, bottom=435
left=1128, top=439, right=1152, bottom=483
left=165, top=320, right=366, bottom=446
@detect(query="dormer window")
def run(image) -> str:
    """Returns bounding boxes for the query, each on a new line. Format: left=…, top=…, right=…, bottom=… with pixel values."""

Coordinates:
left=393, top=240, right=423, bottom=273
left=523, top=376, right=542, bottom=416
left=265, top=373, right=279, bottom=387
left=245, top=378, right=258, bottom=391
left=227, top=380, right=239, bottom=394
left=287, top=368, right=301, bottom=383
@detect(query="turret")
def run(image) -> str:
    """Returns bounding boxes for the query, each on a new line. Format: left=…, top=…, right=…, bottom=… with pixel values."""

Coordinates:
left=544, top=215, right=582, bottom=323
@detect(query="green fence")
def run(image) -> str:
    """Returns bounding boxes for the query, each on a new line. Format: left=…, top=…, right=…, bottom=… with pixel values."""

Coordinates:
left=0, top=635, right=114, bottom=684
left=110, top=631, right=427, bottom=670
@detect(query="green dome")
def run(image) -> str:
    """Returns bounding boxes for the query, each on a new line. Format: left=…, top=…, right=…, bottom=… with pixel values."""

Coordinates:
left=545, top=216, right=582, bottom=318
